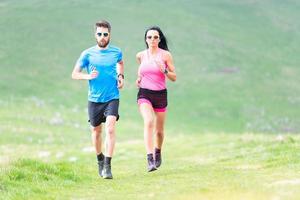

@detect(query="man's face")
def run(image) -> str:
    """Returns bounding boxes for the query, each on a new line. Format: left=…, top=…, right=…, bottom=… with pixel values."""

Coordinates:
left=95, top=27, right=110, bottom=48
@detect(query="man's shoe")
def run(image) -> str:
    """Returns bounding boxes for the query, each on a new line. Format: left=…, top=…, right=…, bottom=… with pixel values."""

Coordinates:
left=147, top=157, right=157, bottom=172
left=102, top=164, right=113, bottom=179
left=155, top=151, right=162, bottom=168
left=98, top=160, right=104, bottom=177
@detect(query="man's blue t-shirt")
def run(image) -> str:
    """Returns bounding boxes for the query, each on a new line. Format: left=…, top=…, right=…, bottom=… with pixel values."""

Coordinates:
left=76, top=45, right=122, bottom=103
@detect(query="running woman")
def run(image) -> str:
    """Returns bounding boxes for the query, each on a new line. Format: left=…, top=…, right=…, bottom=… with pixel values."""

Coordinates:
left=136, top=26, right=177, bottom=172
left=72, top=20, right=124, bottom=179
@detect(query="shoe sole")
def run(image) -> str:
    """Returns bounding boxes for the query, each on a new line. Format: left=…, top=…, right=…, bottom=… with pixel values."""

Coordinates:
left=98, top=161, right=104, bottom=177
left=148, top=167, right=157, bottom=172
left=155, top=162, right=161, bottom=168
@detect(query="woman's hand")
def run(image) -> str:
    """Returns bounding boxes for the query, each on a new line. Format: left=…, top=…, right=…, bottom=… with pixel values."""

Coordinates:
left=154, top=60, right=167, bottom=74
left=136, top=76, right=142, bottom=87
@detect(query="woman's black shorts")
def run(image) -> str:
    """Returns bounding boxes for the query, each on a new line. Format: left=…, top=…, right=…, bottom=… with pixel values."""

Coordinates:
left=137, top=88, right=168, bottom=110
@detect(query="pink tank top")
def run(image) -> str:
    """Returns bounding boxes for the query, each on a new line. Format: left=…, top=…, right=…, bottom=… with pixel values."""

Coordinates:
left=138, top=48, right=167, bottom=91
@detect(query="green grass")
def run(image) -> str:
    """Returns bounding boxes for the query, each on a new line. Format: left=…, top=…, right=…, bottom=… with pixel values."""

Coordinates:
left=1, top=0, right=300, bottom=199
left=1, top=133, right=300, bottom=200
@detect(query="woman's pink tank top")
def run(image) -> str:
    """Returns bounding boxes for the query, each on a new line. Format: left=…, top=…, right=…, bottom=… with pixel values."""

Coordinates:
left=138, top=48, right=167, bottom=91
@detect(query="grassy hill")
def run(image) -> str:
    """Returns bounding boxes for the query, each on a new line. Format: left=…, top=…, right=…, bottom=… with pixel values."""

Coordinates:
left=1, top=0, right=299, bottom=134
left=1, top=0, right=300, bottom=199
left=1, top=0, right=300, bottom=135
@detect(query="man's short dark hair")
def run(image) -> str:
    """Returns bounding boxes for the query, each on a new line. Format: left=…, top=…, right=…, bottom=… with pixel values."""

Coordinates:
left=95, top=20, right=111, bottom=32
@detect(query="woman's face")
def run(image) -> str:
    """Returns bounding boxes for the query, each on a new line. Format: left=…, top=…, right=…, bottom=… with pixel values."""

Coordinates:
left=146, top=30, right=160, bottom=48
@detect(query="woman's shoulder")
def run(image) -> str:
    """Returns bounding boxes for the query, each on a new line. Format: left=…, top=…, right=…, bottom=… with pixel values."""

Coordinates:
left=136, top=49, right=147, bottom=58
left=160, top=48, right=172, bottom=59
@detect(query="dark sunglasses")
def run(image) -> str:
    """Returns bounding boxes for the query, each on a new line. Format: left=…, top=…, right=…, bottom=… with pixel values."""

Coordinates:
left=96, top=32, right=109, bottom=37
left=147, top=35, right=159, bottom=40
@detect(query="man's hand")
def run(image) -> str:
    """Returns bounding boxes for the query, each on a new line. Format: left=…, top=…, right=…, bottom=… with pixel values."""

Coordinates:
left=89, top=66, right=99, bottom=80
left=118, top=74, right=124, bottom=89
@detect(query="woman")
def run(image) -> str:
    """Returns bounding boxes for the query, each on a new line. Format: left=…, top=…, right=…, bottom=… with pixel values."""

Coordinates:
left=136, top=26, right=177, bottom=172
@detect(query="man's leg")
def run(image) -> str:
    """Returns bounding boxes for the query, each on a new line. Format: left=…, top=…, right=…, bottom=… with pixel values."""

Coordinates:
left=102, top=115, right=116, bottom=179
left=91, top=125, right=102, bottom=154
left=104, top=115, right=116, bottom=157
left=91, top=125, right=104, bottom=176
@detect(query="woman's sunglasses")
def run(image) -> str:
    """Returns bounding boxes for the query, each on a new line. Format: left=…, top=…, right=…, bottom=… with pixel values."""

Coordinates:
left=147, top=35, right=159, bottom=40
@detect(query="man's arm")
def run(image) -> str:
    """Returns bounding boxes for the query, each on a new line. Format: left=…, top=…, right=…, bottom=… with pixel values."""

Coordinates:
left=117, top=60, right=124, bottom=89
left=71, top=64, right=98, bottom=80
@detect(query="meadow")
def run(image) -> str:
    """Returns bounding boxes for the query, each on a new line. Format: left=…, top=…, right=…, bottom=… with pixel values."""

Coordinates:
left=0, top=0, right=300, bottom=199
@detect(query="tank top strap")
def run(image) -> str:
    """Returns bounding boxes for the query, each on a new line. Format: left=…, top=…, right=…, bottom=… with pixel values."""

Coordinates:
left=141, top=48, right=165, bottom=63
left=140, top=50, right=149, bottom=62
left=157, top=48, right=165, bottom=61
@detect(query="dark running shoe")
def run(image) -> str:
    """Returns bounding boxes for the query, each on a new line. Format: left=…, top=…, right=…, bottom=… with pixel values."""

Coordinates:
left=155, top=151, right=162, bottom=168
left=147, top=157, right=157, bottom=172
left=102, top=164, right=113, bottom=179
left=98, top=160, right=104, bottom=177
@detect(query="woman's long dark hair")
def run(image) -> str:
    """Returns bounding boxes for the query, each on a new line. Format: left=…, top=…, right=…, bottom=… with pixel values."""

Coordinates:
left=144, top=26, right=169, bottom=51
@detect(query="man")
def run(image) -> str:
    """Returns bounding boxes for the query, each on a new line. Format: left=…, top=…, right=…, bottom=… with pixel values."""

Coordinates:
left=71, top=20, right=124, bottom=179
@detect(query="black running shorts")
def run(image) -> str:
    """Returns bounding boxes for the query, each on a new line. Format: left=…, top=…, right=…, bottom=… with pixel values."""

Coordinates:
left=88, top=99, right=119, bottom=127
left=137, top=88, right=168, bottom=109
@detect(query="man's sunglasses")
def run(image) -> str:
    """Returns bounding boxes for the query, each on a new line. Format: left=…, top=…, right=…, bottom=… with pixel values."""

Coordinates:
left=96, top=32, right=109, bottom=37
left=147, top=35, right=159, bottom=40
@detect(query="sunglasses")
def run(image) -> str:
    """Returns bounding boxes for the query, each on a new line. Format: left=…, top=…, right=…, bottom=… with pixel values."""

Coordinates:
left=147, top=35, right=159, bottom=40
left=96, top=32, right=109, bottom=37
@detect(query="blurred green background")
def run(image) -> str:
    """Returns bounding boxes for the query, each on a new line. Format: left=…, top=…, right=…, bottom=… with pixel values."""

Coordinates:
left=1, top=0, right=299, bottom=138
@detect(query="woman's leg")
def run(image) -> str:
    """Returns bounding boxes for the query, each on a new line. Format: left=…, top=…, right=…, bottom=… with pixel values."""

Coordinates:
left=139, top=103, right=154, bottom=154
left=154, top=111, right=166, bottom=168
left=154, top=111, right=166, bottom=150
left=139, top=102, right=158, bottom=171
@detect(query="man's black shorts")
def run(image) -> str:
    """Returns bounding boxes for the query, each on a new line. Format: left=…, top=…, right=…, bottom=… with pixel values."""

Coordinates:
left=88, top=99, right=119, bottom=127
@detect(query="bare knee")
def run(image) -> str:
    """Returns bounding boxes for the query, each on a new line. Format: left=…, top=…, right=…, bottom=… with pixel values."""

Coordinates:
left=106, top=125, right=115, bottom=135
left=91, top=126, right=101, bottom=138
left=144, top=118, right=154, bottom=129
left=156, top=130, right=164, bottom=137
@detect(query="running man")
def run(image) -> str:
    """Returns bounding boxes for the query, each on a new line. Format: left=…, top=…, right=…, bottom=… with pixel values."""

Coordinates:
left=72, top=20, right=124, bottom=179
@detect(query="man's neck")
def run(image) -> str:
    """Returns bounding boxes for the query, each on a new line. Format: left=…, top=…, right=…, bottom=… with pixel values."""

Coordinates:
left=97, top=44, right=109, bottom=50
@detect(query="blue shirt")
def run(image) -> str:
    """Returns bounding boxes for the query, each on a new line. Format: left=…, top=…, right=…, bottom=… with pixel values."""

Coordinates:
left=76, top=45, right=123, bottom=103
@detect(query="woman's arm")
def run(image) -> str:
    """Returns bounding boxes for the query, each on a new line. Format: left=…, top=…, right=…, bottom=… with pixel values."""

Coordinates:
left=164, top=52, right=177, bottom=82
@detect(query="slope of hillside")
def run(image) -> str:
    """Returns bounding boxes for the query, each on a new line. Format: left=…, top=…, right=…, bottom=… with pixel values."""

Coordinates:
left=0, top=0, right=299, bottom=134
